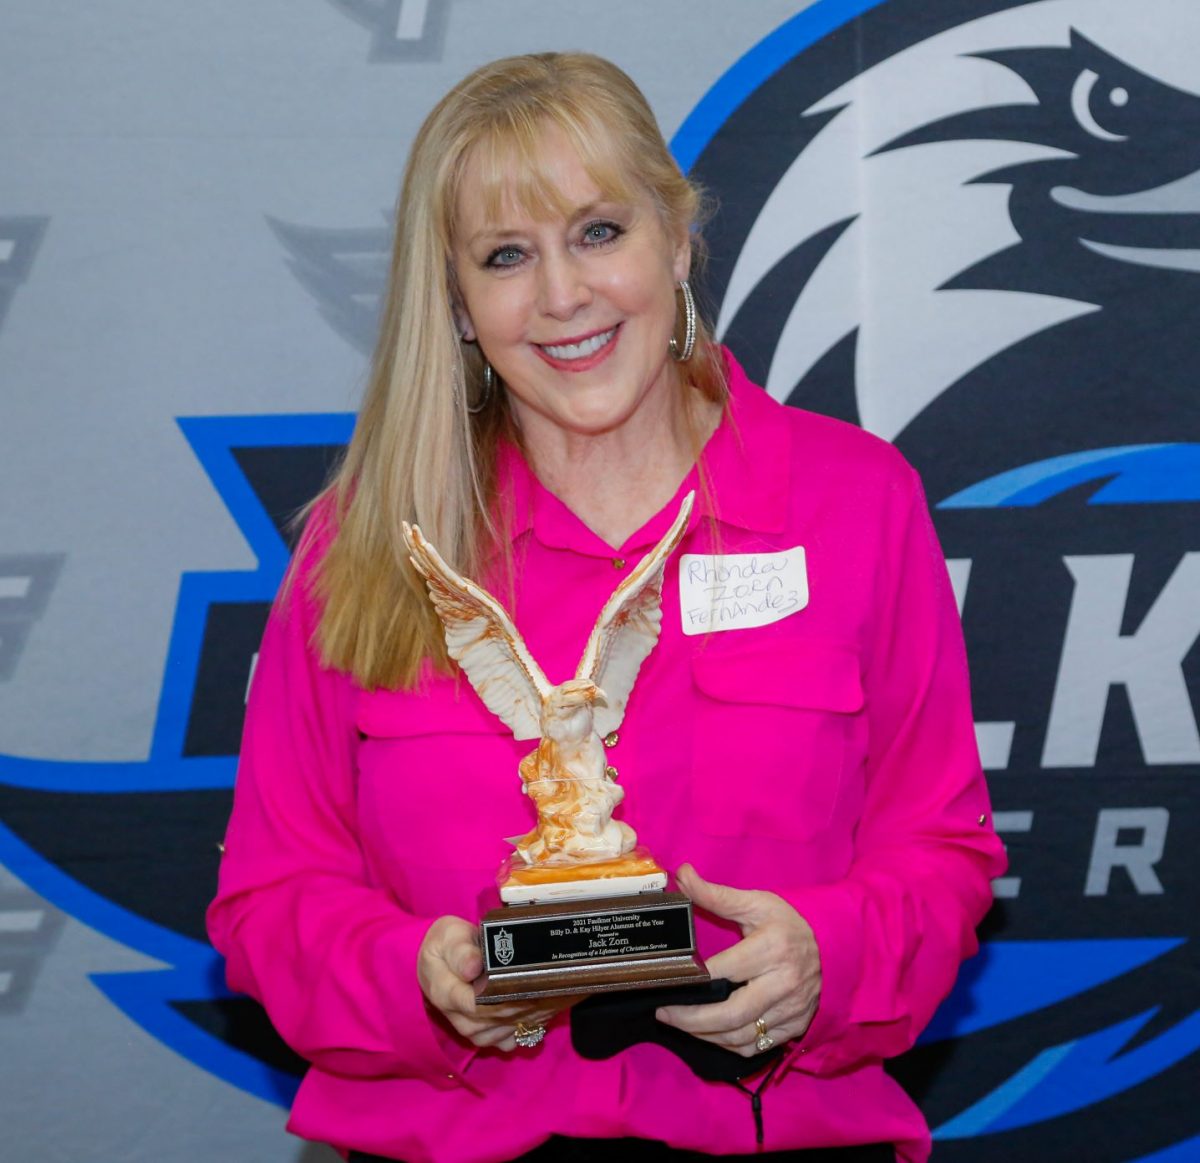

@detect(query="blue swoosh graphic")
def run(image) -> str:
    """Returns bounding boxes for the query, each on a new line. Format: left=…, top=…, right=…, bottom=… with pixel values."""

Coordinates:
left=936, top=1007, right=1200, bottom=1137
left=670, top=0, right=890, bottom=172
left=93, top=953, right=299, bottom=1107
left=921, top=938, right=1183, bottom=1042
left=0, top=413, right=354, bottom=792
left=939, top=443, right=1200, bottom=508
left=0, top=412, right=352, bottom=1105
left=1129, top=1135, right=1200, bottom=1162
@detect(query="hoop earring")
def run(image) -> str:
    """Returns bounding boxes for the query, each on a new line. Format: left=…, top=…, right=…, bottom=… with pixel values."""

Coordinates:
left=467, top=362, right=495, bottom=415
left=669, top=279, right=696, bottom=363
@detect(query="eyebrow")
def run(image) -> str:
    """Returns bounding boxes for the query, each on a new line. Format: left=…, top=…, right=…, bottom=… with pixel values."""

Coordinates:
left=462, top=200, right=630, bottom=248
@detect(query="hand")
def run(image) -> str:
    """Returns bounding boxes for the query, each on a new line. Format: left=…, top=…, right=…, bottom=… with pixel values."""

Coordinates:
left=655, top=865, right=821, bottom=1057
left=417, top=915, right=582, bottom=1050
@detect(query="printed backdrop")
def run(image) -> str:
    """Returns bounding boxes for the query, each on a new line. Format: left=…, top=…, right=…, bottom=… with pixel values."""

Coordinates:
left=0, top=2, right=1196, bottom=1160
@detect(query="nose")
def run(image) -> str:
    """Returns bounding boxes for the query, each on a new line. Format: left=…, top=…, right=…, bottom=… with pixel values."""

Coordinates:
left=537, top=249, right=591, bottom=320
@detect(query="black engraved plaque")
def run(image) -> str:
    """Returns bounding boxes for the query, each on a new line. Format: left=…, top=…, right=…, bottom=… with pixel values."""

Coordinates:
left=477, top=891, right=709, bottom=1003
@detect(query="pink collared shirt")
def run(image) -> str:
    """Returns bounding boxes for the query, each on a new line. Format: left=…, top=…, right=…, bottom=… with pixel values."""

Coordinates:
left=208, top=352, right=1005, bottom=1163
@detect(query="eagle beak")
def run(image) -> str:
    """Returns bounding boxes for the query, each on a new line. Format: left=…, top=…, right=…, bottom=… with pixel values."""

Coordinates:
left=1052, top=165, right=1200, bottom=272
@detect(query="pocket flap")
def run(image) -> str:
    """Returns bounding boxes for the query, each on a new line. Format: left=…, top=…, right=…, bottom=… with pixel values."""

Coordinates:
left=355, top=685, right=510, bottom=738
left=691, top=639, right=863, bottom=713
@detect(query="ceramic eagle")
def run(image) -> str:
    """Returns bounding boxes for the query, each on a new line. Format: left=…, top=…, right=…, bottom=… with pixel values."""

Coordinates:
left=402, top=491, right=694, bottom=867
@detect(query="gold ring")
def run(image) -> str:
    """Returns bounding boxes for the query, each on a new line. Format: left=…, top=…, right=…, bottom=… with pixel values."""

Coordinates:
left=513, top=1021, right=547, bottom=1049
left=754, top=1017, right=775, bottom=1052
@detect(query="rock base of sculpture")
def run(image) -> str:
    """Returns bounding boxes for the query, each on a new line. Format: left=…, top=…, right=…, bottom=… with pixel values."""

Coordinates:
left=476, top=888, right=709, bottom=1004
left=499, top=847, right=667, bottom=904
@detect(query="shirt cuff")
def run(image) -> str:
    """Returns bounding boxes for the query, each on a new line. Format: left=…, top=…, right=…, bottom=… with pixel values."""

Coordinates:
left=775, top=880, right=864, bottom=1075
left=386, top=915, right=483, bottom=1093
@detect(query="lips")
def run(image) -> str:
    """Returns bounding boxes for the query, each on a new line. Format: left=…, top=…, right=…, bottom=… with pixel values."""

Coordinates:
left=535, top=325, right=619, bottom=367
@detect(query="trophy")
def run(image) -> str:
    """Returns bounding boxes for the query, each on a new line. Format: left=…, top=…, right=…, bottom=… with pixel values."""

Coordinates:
left=402, top=492, right=708, bottom=1003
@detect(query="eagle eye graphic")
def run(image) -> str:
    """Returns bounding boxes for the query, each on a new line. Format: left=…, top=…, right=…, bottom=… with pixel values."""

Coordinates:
left=1070, top=68, right=1129, bottom=143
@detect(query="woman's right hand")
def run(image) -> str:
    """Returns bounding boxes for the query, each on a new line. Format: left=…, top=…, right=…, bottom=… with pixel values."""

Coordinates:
left=417, top=915, right=579, bottom=1049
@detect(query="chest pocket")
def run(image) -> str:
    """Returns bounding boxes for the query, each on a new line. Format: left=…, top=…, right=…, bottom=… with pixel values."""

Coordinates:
left=353, top=687, right=523, bottom=879
left=689, top=639, right=864, bottom=841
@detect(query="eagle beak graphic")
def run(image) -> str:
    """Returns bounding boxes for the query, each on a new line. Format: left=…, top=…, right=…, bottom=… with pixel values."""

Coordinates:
left=1052, top=165, right=1200, bottom=273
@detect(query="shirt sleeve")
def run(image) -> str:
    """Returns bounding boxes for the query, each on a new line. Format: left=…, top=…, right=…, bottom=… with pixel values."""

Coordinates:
left=205, top=519, right=478, bottom=1089
left=779, top=461, right=1007, bottom=1077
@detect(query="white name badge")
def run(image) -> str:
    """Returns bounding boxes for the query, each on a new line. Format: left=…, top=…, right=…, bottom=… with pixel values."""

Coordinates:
left=678, top=547, right=809, bottom=636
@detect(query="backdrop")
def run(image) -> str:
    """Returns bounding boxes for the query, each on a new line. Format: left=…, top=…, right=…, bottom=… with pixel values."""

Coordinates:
left=0, top=2, right=1196, bottom=1160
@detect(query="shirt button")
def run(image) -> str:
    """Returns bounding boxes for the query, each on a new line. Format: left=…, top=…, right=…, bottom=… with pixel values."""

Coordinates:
left=603, top=731, right=619, bottom=749
left=612, top=557, right=626, bottom=570
left=978, top=814, right=988, bottom=826
left=605, top=765, right=619, bottom=781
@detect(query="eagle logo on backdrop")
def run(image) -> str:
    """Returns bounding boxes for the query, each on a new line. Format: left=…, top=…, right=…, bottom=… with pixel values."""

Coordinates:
left=685, top=0, right=1199, bottom=1158
left=698, top=0, right=1200, bottom=503
left=0, top=2, right=1195, bottom=1156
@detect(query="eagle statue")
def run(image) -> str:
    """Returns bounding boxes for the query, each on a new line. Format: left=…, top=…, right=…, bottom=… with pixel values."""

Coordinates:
left=402, top=490, right=694, bottom=875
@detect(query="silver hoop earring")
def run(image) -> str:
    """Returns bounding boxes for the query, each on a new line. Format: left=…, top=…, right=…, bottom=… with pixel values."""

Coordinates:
left=467, top=362, right=495, bottom=415
left=669, top=279, right=696, bottom=363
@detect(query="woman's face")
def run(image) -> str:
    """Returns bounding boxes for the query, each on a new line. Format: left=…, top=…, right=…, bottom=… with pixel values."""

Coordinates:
left=451, top=127, right=690, bottom=445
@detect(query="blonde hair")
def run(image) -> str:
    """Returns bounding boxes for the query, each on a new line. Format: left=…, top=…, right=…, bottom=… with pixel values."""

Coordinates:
left=313, top=52, right=727, bottom=689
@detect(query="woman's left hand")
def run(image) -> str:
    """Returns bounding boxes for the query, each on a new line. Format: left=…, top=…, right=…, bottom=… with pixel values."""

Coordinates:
left=655, top=864, right=821, bottom=1057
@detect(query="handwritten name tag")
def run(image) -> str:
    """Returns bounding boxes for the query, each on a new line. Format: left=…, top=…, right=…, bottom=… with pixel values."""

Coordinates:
left=679, top=548, right=808, bottom=636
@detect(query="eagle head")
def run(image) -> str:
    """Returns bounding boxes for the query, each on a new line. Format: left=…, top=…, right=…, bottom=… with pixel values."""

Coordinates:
left=715, top=0, right=1200, bottom=446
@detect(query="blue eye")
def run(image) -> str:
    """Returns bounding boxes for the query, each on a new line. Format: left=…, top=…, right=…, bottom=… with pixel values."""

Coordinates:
left=582, top=220, right=621, bottom=246
left=486, top=245, right=524, bottom=268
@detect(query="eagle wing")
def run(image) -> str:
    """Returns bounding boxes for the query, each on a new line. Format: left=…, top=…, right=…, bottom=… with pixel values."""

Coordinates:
left=403, top=523, right=550, bottom=741
left=576, top=491, right=695, bottom=739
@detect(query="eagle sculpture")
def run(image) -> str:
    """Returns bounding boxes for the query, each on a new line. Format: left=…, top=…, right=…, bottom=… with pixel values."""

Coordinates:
left=402, top=491, right=694, bottom=876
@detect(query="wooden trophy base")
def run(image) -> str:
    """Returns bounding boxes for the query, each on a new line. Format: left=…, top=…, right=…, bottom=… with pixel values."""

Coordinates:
left=477, top=852, right=708, bottom=1003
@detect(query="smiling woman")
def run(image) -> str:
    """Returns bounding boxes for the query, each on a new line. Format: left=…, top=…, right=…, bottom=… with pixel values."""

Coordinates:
left=451, top=124, right=701, bottom=531
left=207, top=51, right=1004, bottom=1163
left=315, top=52, right=728, bottom=692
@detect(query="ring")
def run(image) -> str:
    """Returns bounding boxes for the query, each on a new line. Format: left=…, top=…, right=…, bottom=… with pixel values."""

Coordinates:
left=754, top=1017, right=775, bottom=1052
left=513, top=1021, right=547, bottom=1049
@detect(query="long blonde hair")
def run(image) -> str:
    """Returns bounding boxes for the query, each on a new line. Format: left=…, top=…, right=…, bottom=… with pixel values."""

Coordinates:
left=313, top=52, right=727, bottom=689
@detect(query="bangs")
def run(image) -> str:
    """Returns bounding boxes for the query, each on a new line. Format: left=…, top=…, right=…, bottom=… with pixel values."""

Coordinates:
left=449, top=108, right=646, bottom=238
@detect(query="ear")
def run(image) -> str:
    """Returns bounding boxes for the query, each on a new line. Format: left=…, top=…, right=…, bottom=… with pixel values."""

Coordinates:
left=452, top=299, right=476, bottom=343
left=448, top=261, right=476, bottom=342
left=671, top=225, right=692, bottom=285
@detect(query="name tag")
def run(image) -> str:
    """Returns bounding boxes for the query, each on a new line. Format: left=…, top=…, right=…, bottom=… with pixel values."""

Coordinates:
left=678, top=548, right=809, bottom=636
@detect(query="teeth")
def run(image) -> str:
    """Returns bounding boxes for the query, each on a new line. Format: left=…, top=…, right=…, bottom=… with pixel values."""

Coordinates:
left=541, top=327, right=616, bottom=361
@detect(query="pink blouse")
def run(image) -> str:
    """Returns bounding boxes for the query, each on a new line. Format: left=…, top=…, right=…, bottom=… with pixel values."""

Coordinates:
left=207, top=351, right=1006, bottom=1163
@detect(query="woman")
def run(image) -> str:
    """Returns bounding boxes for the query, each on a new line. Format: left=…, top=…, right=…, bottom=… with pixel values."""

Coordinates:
left=207, top=52, right=1005, bottom=1163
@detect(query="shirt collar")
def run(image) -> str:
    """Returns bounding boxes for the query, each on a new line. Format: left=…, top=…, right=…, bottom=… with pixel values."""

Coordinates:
left=696, top=346, right=791, bottom=536
left=493, top=346, right=791, bottom=554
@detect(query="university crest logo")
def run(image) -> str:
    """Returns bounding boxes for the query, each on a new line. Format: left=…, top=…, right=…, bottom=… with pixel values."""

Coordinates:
left=493, top=928, right=515, bottom=968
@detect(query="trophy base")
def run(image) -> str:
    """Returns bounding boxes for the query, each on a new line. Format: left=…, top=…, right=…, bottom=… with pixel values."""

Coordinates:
left=477, top=890, right=708, bottom=1004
